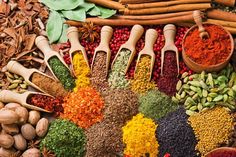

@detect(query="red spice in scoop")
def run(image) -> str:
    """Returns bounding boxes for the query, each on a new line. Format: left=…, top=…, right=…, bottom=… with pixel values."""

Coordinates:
left=184, top=24, right=231, bottom=66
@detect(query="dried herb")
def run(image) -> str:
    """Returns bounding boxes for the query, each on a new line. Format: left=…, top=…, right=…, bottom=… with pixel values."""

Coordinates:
left=156, top=107, right=198, bottom=157
left=40, top=119, right=86, bottom=157
left=139, top=90, right=178, bottom=120
left=188, top=107, right=234, bottom=156
left=48, top=56, right=75, bottom=90
left=108, top=49, right=130, bottom=89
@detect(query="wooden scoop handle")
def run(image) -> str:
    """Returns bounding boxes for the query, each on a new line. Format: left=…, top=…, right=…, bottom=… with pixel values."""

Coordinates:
left=193, top=10, right=208, bottom=38
left=163, top=24, right=176, bottom=47
left=144, top=29, right=158, bottom=51
left=98, top=26, right=113, bottom=48
left=0, top=90, right=23, bottom=104
left=127, top=24, right=144, bottom=47
left=67, top=27, right=84, bottom=53
left=35, top=36, right=52, bottom=56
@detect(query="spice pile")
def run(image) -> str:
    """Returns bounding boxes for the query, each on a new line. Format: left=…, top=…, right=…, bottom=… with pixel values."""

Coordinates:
left=156, top=107, right=198, bottom=157
left=188, top=107, right=234, bottom=156
left=72, top=52, right=90, bottom=92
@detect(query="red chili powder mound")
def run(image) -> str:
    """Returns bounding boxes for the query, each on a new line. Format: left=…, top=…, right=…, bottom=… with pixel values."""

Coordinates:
left=184, top=24, right=231, bottom=66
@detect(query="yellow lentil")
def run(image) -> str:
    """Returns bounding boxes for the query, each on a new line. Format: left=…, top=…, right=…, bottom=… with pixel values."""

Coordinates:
left=72, top=52, right=90, bottom=92
left=188, top=107, right=234, bottom=156
left=131, top=56, right=156, bottom=94
left=122, top=113, right=159, bottom=157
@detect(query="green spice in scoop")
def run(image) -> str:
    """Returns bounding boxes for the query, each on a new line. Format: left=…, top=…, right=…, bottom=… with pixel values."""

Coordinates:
left=48, top=56, right=75, bottom=90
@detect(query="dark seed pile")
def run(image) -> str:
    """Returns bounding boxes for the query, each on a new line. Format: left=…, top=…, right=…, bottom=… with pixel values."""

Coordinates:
left=156, top=107, right=199, bottom=157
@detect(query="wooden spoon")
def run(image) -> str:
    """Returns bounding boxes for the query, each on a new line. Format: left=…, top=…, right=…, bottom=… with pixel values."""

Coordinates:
left=67, top=26, right=90, bottom=75
left=135, top=29, right=158, bottom=81
left=161, top=24, right=179, bottom=75
left=112, top=24, right=144, bottom=74
left=6, top=61, right=55, bottom=95
left=0, top=90, right=51, bottom=112
left=35, top=36, right=72, bottom=80
left=193, top=10, right=209, bottom=39
left=91, top=26, right=113, bottom=75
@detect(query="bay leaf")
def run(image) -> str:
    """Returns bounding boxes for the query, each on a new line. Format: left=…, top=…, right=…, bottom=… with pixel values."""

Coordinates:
left=46, top=10, right=63, bottom=43
left=97, top=6, right=116, bottom=18
left=40, top=0, right=84, bottom=10
left=58, top=23, right=68, bottom=43
left=80, top=2, right=95, bottom=12
left=61, top=8, right=86, bottom=21
left=87, top=6, right=101, bottom=16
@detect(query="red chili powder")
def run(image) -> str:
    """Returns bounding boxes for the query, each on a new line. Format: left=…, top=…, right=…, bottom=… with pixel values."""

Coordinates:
left=184, top=24, right=231, bottom=66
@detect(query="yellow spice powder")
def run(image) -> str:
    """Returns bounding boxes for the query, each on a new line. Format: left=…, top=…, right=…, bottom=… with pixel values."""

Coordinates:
left=122, top=113, right=159, bottom=157
left=188, top=107, right=234, bottom=156
left=131, top=56, right=156, bottom=94
left=72, top=52, right=90, bottom=92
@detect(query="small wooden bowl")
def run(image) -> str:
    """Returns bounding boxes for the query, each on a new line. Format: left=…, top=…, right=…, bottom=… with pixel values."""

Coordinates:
left=205, top=147, right=236, bottom=157
left=182, top=23, right=234, bottom=73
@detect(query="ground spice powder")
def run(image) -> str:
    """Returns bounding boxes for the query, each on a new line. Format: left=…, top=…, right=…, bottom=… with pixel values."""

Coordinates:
left=188, top=107, right=234, bottom=156
left=122, top=113, right=159, bottom=157
left=72, top=52, right=90, bottom=92
left=31, top=72, right=68, bottom=98
left=61, top=87, right=104, bottom=129
left=184, top=24, right=231, bottom=66
left=131, top=55, right=157, bottom=94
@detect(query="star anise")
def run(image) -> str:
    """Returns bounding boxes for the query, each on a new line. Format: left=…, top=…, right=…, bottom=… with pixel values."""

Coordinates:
left=28, top=139, right=40, bottom=149
left=77, top=22, right=100, bottom=43
left=42, top=147, right=56, bottom=157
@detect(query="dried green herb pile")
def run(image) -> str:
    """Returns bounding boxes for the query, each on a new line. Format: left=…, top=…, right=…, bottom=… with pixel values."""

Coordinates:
left=139, top=90, right=178, bottom=120
left=188, top=107, right=234, bottom=156
left=40, top=119, right=86, bottom=157
left=156, top=107, right=198, bottom=157
left=173, top=64, right=236, bottom=115
left=108, top=49, right=131, bottom=89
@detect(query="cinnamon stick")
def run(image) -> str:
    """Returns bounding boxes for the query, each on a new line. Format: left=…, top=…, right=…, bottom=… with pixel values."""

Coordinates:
left=116, top=11, right=193, bottom=20
left=214, top=0, right=235, bottom=7
left=86, top=0, right=125, bottom=10
left=206, top=9, right=236, bottom=22
left=121, top=3, right=211, bottom=15
left=65, top=14, right=195, bottom=26
left=119, top=0, right=157, bottom=4
left=207, top=19, right=236, bottom=28
left=127, top=0, right=211, bottom=9
left=224, top=26, right=236, bottom=34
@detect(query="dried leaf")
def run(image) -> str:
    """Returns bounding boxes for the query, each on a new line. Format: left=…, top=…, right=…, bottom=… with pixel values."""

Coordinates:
left=23, top=34, right=36, bottom=51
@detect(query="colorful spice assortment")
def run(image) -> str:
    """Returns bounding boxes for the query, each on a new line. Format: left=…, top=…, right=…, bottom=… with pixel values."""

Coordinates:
left=48, top=56, right=75, bottom=90
left=72, top=52, right=90, bottom=92
left=139, top=90, right=178, bottom=120
left=61, top=87, right=104, bottom=129
left=131, top=55, right=157, bottom=94
left=122, top=113, right=159, bottom=157
left=40, top=119, right=86, bottom=157
left=157, top=51, right=179, bottom=96
left=31, top=72, right=68, bottom=98
left=90, top=52, right=109, bottom=93
left=27, top=94, right=63, bottom=115
left=156, top=107, right=198, bottom=157
left=108, top=49, right=131, bottom=89
left=174, top=64, right=236, bottom=114
left=184, top=24, right=231, bottom=66
left=188, top=107, right=234, bottom=156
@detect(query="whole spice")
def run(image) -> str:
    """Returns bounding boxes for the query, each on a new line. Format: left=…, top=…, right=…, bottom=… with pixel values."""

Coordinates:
left=14, top=106, right=28, bottom=124
left=188, top=107, right=234, bottom=156
left=156, top=107, right=198, bottom=157
left=40, top=119, right=86, bottom=157
left=13, top=134, right=27, bottom=151
left=108, top=49, right=131, bottom=89
left=28, top=111, right=41, bottom=126
left=27, top=94, right=64, bottom=116
left=21, top=123, right=36, bottom=140
left=22, top=148, right=40, bottom=157
left=0, top=133, right=14, bottom=148
left=77, top=22, right=100, bottom=43
left=72, top=52, right=90, bottom=92
left=0, top=109, right=19, bottom=124
left=31, top=72, right=68, bottom=98
left=184, top=24, right=231, bottom=66
left=35, top=118, right=49, bottom=137
left=157, top=51, right=179, bottom=96
left=48, top=56, right=75, bottom=90
left=61, top=87, right=104, bottom=129
left=131, top=55, right=157, bottom=94
left=122, top=113, right=159, bottom=157
left=139, top=90, right=178, bottom=120
left=1, top=124, right=19, bottom=135
left=90, top=52, right=109, bottom=93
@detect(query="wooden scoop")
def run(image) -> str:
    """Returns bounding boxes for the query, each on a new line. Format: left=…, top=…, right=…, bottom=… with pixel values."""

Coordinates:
left=193, top=10, right=209, bottom=39
left=91, top=26, right=113, bottom=75
left=161, top=24, right=179, bottom=76
left=112, top=24, right=144, bottom=74
left=35, top=36, right=72, bottom=80
left=67, top=26, right=90, bottom=75
left=0, top=90, right=51, bottom=112
left=135, top=29, right=158, bottom=81
left=7, top=61, right=56, bottom=95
